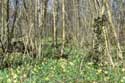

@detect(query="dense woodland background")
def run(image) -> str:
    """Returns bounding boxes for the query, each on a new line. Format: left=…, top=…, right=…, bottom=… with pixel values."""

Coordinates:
left=0, top=0, right=125, bottom=82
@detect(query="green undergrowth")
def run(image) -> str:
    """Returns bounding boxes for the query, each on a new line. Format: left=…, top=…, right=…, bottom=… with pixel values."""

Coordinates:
left=0, top=58, right=125, bottom=83
left=0, top=44, right=125, bottom=83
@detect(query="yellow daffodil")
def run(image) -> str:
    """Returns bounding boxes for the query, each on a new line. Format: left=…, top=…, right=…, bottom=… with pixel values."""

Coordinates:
left=45, top=77, right=49, bottom=81
left=7, top=78, right=11, bottom=83
left=104, top=71, right=108, bottom=74
left=93, top=81, right=97, bottom=83
left=13, top=79, right=17, bottom=83
left=104, top=77, right=110, bottom=81
left=121, top=79, right=124, bottom=83
left=13, top=74, right=17, bottom=79
left=122, top=76, right=125, bottom=79
left=69, top=62, right=74, bottom=66
left=122, top=68, right=125, bottom=72
left=96, top=69, right=102, bottom=74
left=87, top=62, right=93, bottom=65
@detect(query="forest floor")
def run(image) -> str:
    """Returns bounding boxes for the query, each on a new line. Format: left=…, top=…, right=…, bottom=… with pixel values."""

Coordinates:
left=0, top=41, right=125, bottom=83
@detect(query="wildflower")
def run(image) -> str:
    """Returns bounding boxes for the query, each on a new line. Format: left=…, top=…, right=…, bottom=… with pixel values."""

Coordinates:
left=122, top=68, right=125, bottom=72
left=122, top=76, right=125, bottom=79
left=13, top=79, right=17, bottom=83
left=104, top=77, right=110, bottom=81
left=13, top=74, right=17, bottom=79
left=7, top=78, right=11, bottom=83
left=121, top=79, right=124, bottom=83
left=34, top=68, right=38, bottom=73
left=45, top=77, right=49, bottom=81
left=93, top=81, right=97, bottom=83
left=104, top=71, right=108, bottom=74
left=23, top=74, right=27, bottom=78
left=60, top=63, right=66, bottom=72
left=96, top=69, right=102, bottom=74
left=120, top=77, right=125, bottom=83
left=69, top=62, right=74, bottom=66
left=87, top=62, right=93, bottom=65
